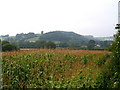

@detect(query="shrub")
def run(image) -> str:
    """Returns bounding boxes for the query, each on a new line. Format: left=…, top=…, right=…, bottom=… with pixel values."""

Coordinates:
left=2, top=41, right=19, bottom=52
left=95, top=30, right=120, bottom=88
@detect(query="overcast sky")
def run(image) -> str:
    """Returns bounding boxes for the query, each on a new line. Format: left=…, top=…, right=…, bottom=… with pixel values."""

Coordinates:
left=0, top=0, right=119, bottom=37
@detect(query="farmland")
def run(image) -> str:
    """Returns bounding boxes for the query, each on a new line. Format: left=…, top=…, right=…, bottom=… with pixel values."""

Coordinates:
left=1, top=49, right=112, bottom=88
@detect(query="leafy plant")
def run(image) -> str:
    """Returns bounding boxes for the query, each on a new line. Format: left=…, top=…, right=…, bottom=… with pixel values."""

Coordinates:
left=95, top=53, right=110, bottom=66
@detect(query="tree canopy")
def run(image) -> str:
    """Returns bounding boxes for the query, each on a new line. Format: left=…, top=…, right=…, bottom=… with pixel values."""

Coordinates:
left=2, top=41, right=19, bottom=52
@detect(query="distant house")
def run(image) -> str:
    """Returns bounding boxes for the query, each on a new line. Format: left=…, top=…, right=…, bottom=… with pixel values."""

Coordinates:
left=95, top=44, right=101, bottom=48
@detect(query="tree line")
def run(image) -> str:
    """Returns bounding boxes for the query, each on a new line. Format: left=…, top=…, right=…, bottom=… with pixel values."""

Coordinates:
left=0, top=40, right=56, bottom=52
left=0, top=39, right=113, bottom=52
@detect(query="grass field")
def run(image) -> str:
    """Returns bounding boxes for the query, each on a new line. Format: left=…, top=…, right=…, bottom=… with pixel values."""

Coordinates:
left=2, top=49, right=112, bottom=88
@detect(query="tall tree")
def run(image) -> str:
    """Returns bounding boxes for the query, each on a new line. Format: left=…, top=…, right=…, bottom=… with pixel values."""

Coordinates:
left=112, top=25, right=120, bottom=72
left=87, top=40, right=95, bottom=50
left=2, top=41, right=19, bottom=52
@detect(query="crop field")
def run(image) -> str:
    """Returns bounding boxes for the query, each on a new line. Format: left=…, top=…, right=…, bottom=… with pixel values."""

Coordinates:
left=1, top=49, right=112, bottom=88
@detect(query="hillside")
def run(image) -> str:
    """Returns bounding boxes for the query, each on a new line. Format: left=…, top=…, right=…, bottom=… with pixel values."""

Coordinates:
left=40, top=31, right=89, bottom=42
left=1, top=31, right=114, bottom=43
left=0, top=31, right=113, bottom=49
left=1, top=31, right=90, bottom=43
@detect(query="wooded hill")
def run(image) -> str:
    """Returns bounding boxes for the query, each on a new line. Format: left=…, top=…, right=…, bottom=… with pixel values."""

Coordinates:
left=0, top=31, right=113, bottom=49
left=1, top=31, right=113, bottom=43
left=40, top=31, right=91, bottom=42
left=1, top=31, right=89, bottom=43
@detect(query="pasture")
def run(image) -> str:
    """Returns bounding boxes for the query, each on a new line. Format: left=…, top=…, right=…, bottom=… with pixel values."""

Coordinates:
left=2, top=49, right=111, bottom=88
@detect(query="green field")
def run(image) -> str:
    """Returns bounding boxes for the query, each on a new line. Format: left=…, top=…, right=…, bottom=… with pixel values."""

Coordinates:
left=2, top=49, right=114, bottom=88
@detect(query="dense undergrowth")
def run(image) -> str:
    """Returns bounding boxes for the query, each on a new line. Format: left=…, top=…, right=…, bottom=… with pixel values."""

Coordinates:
left=96, top=30, right=120, bottom=88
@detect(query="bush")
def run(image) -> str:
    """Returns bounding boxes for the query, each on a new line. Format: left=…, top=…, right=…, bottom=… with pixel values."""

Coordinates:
left=96, top=30, right=120, bottom=88
left=2, top=41, right=19, bottom=52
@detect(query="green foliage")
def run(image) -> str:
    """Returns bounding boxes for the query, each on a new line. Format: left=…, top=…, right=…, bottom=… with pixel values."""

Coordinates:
left=95, top=30, right=120, bottom=88
left=87, top=40, right=95, bottom=50
left=99, top=41, right=113, bottom=49
left=95, top=53, right=110, bottom=66
left=36, top=40, right=46, bottom=48
left=81, top=55, right=93, bottom=64
left=2, top=41, right=9, bottom=45
left=108, top=42, right=116, bottom=51
left=17, top=40, right=56, bottom=49
left=2, top=50, right=111, bottom=88
left=45, top=41, right=56, bottom=49
left=2, top=41, right=19, bottom=52
left=95, top=61, right=120, bottom=88
left=2, top=31, right=113, bottom=49
left=40, top=31, right=88, bottom=42
left=110, top=30, right=120, bottom=88
left=81, top=56, right=88, bottom=64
